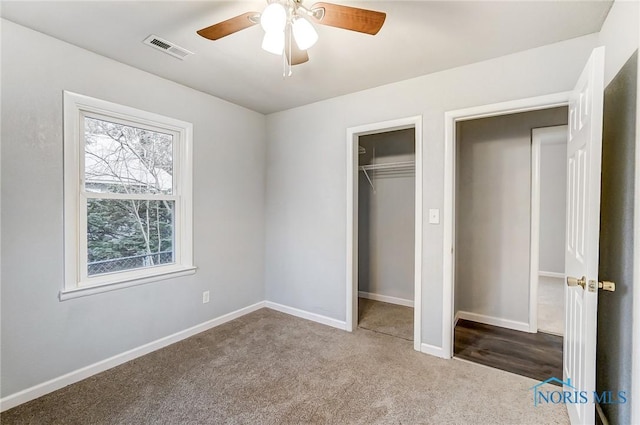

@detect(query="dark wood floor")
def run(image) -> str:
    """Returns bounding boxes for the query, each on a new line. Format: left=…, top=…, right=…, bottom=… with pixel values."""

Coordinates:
left=454, top=319, right=563, bottom=385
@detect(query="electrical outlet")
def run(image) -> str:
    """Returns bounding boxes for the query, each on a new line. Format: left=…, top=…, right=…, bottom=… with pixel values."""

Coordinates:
left=202, top=290, right=210, bottom=304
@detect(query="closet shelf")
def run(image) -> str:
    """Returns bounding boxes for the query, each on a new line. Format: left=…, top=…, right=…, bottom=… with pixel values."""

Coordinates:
left=360, top=160, right=415, bottom=172
left=359, top=161, right=415, bottom=192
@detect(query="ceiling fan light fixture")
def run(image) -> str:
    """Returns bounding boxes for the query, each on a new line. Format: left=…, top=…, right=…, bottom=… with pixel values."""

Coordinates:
left=292, top=17, right=318, bottom=50
left=262, top=31, right=285, bottom=55
left=260, top=3, right=287, bottom=33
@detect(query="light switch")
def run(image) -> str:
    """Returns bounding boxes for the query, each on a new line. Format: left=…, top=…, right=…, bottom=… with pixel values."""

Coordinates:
left=429, top=209, right=440, bottom=224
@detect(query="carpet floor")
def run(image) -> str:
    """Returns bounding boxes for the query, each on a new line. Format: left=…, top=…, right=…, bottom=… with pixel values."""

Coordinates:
left=357, top=298, right=413, bottom=341
left=2, top=308, right=569, bottom=424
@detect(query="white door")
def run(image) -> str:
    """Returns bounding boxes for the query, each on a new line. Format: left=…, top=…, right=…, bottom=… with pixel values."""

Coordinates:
left=564, top=46, right=605, bottom=425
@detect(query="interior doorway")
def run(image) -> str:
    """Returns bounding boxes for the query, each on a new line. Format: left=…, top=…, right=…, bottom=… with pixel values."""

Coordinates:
left=450, top=107, right=568, bottom=382
left=346, top=116, right=423, bottom=351
left=357, top=129, right=416, bottom=341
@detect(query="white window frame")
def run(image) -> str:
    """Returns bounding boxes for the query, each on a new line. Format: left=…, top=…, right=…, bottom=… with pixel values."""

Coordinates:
left=62, top=91, right=195, bottom=300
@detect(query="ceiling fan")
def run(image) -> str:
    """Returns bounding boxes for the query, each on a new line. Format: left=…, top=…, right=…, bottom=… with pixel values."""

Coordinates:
left=197, top=0, right=386, bottom=70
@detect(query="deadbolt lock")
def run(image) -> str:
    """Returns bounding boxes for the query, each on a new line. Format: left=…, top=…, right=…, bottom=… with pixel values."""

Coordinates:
left=567, top=276, right=586, bottom=290
left=586, top=279, right=616, bottom=293
left=598, top=280, right=616, bottom=292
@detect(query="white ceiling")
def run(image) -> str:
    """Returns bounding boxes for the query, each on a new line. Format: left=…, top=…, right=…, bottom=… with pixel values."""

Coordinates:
left=1, top=1, right=612, bottom=114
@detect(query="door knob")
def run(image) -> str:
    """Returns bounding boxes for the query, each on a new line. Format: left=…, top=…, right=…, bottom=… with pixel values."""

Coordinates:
left=567, top=275, right=586, bottom=290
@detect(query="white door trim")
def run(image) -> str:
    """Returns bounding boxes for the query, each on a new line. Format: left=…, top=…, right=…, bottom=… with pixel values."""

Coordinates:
left=530, top=125, right=568, bottom=333
left=442, top=92, right=570, bottom=358
left=530, top=131, right=541, bottom=334
left=346, top=115, right=423, bottom=352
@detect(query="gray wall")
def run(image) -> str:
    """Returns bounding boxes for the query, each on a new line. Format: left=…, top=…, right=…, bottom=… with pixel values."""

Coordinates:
left=264, top=33, right=598, bottom=345
left=539, top=134, right=567, bottom=274
left=358, top=130, right=415, bottom=302
left=454, top=109, right=567, bottom=324
left=0, top=20, right=267, bottom=397
left=596, top=50, right=637, bottom=425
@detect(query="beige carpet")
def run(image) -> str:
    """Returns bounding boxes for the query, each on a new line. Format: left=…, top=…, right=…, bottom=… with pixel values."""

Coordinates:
left=2, top=308, right=568, bottom=424
left=358, top=298, right=413, bottom=341
left=538, top=276, right=564, bottom=336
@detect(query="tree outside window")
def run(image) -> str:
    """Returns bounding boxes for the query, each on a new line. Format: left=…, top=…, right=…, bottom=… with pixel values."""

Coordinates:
left=84, top=117, right=176, bottom=275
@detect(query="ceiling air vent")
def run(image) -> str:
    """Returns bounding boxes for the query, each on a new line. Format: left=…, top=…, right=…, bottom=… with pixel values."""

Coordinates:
left=143, top=35, right=193, bottom=60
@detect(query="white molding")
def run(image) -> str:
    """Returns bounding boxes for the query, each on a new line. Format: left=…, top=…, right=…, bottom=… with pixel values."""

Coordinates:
left=420, top=343, right=448, bottom=359
left=59, top=266, right=197, bottom=301
left=442, top=109, right=455, bottom=360
left=530, top=129, right=541, bottom=333
left=345, top=116, right=423, bottom=352
left=264, top=301, right=347, bottom=330
left=454, top=311, right=460, bottom=326
left=444, top=92, right=572, bottom=123
left=538, top=271, right=566, bottom=279
left=456, top=311, right=531, bottom=333
left=346, top=123, right=358, bottom=332
left=0, top=301, right=266, bottom=412
left=413, top=118, right=424, bottom=352
left=358, top=291, right=414, bottom=308
left=442, top=91, right=571, bottom=358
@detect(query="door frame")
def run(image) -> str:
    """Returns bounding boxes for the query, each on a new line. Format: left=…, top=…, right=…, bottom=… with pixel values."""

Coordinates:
left=530, top=125, right=568, bottom=333
left=442, top=92, right=570, bottom=358
left=346, top=115, right=423, bottom=351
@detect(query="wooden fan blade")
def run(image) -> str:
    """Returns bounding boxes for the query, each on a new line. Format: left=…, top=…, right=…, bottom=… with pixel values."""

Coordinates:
left=197, top=12, right=259, bottom=40
left=285, top=30, right=309, bottom=65
left=310, top=2, right=385, bottom=35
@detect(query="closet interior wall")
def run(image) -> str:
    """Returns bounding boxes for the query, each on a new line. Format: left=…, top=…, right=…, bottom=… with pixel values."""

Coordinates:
left=358, top=129, right=416, bottom=305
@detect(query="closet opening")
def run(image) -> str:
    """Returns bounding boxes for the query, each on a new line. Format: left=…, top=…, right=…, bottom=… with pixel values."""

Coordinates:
left=452, top=107, right=568, bottom=382
left=358, top=128, right=415, bottom=342
left=346, top=116, right=422, bottom=351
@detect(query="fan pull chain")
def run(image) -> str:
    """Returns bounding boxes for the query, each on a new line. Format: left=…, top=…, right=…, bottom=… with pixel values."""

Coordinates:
left=282, top=41, right=287, bottom=78
left=287, top=24, right=293, bottom=77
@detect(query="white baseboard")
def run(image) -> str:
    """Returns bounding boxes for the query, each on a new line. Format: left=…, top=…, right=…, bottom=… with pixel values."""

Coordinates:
left=454, top=311, right=461, bottom=326
left=358, top=291, right=414, bottom=308
left=539, top=271, right=565, bottom=279
left=0, top=301, right=266, bottom=412
left=264, top=301, right=347, bottom=331
left=456, top=311, right=531, bottom=333
left=420, top=343, right=449, bottom=359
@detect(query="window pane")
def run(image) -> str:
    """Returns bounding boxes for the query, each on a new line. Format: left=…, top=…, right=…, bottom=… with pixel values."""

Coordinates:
left=84, top=117, right=173, bottom=194
left=87, top=199, right=175, bottom=276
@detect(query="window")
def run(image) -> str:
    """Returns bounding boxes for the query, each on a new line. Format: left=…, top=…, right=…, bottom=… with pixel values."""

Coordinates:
left=62, top=92, right=194, bottom=299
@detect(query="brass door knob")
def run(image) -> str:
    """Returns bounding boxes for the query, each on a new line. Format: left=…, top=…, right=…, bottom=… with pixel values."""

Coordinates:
left=567, top=275, right=586, bottom=290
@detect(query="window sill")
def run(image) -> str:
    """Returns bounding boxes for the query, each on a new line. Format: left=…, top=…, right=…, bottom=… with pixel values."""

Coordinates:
left=59, top=265, right=197, bottom=301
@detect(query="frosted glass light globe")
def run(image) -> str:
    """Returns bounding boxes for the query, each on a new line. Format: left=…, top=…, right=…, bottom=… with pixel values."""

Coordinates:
left=261, top=3, right=287, bottom=33
left=262, top=31, right=284, bottom=55
left=292, top=17, right=318, bottom=50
